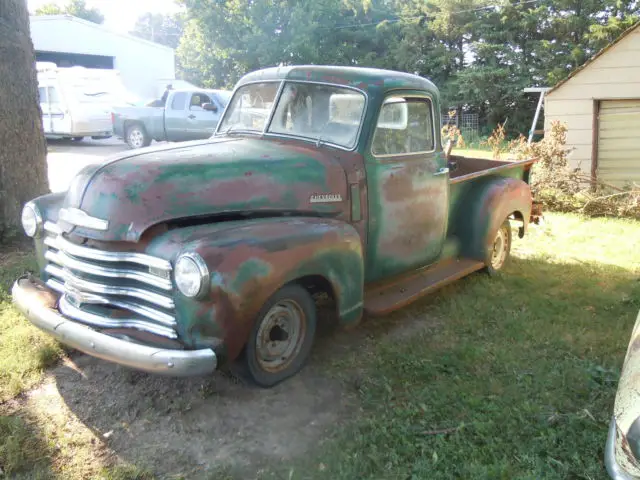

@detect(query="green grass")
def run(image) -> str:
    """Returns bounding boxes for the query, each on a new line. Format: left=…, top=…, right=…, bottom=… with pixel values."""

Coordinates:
left=0, top=248, right=64, bottom=401
left=262, top=213, right=640, bottom=479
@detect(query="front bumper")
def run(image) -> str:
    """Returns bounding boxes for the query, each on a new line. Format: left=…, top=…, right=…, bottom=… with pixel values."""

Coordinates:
left=12, top=276, right=217, bottom=376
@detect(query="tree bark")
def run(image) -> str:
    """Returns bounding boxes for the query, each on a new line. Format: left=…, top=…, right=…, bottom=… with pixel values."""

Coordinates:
left=0, top=0, right=48, bottom=238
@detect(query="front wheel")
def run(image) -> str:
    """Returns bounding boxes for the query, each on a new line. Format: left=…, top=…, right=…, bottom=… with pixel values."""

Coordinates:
left=125, top=123, right=151, bottom=149
left=484, top=218, right=512, bottom=275
left=236, top=284, right=317, bottom=388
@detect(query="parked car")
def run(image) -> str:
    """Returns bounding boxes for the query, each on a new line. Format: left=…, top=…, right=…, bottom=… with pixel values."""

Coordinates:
left=605, top=309, right=640, bottom=479
left=12, top=65, right=539, bottom=388
left=37, top=62, right=138, bottom=141
left=112, top=88, right=232, bottom=149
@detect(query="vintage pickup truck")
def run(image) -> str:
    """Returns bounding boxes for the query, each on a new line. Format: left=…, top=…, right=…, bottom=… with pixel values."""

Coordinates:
left=112, top=88, right=231, bottom=149
left=13, top=66, right=538, bottom=387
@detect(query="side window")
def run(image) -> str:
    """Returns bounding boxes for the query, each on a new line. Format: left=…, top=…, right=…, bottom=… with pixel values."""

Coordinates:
left=170, top=92, right=187, bottom=110
left=189, top=93, right=211, bottom=110
left=371, top=97, right=435, bottom=156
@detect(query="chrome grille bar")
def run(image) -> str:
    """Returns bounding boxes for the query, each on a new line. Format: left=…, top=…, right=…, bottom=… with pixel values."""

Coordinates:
left=45, top=249, right=172, bottom=291
left=57, top=293, right=178, bottom=338
left=47, top=279, right=176, bottom=327
left=44, top=222, right=171, bottom=271
left=45, top=264, right=174, bottom=310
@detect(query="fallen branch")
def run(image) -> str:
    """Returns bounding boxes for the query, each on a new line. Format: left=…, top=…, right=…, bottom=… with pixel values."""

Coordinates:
left=420, top=426, right=463, bottom=436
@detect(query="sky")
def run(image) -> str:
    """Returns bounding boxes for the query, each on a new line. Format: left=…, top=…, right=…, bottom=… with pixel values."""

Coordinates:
left=27, top=0, right=183, bottom=34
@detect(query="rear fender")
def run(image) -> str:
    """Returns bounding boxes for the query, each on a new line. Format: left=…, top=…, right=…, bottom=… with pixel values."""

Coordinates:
left=158, top=217, right=364, bottom=361
left=455, top=176, right=532, bottom=261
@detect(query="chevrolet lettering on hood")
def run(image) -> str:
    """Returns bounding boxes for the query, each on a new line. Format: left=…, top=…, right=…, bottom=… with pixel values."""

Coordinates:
left=309, top=193, right=343, bottom=203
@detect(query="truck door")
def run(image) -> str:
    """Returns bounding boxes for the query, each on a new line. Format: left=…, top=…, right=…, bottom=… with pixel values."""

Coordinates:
left=365, top=93, right=449, bottom=282
left=184, top=92, right=222, bottom=140
left=163, top=91, right=189, bottom=141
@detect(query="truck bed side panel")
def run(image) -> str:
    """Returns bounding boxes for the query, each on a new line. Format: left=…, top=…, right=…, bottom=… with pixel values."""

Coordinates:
left=448, top=158, right=534, bottom=261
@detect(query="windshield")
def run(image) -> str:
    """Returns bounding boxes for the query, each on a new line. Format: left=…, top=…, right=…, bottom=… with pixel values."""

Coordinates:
left=218, top=82, right=279, bottom=133
left=218, top=81, right=366, bottom=148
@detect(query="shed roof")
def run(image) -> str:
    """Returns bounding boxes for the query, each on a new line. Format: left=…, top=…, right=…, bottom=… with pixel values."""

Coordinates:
left=29, top=14, right=174, bottom=52
left=547, top=21, right=640, bottom=95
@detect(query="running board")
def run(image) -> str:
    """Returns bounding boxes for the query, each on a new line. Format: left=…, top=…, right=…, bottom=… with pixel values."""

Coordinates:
left=364, top=258, right=485, bottom=316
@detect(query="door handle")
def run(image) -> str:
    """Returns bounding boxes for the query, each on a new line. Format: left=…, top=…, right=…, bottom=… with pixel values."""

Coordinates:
left=188, top=114, right=196, bottom=119
left=434, top=167, right=449, bottom=176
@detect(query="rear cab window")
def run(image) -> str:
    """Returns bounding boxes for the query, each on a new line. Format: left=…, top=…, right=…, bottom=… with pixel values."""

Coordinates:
left=170, top=92, right=187, bottom=110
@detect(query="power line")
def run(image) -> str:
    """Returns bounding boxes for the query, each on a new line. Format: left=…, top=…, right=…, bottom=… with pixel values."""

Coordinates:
left=324, top=0, right=542, bottom=31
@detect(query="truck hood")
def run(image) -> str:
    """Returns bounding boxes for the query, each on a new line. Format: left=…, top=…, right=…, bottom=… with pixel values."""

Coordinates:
left=61, top=137, right=348, bottom=242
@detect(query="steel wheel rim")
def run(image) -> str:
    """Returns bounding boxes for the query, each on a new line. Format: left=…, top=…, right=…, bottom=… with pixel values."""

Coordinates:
left=129, top=129, right=143, bottom=147
left=256, top=299, right=306, bottom=373
left=490, top=226, right=509, bottom=270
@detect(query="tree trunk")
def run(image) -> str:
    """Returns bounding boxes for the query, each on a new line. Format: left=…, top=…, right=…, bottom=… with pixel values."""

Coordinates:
left=0, top=0, right=48, bottom=238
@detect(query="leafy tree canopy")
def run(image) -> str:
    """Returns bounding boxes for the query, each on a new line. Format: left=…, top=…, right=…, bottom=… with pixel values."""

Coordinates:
left=35, top=0, right=104, bottom=24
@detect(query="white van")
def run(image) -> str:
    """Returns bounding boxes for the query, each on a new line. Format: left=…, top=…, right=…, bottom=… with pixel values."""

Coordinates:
left=37, top=62, right=140, bottom=141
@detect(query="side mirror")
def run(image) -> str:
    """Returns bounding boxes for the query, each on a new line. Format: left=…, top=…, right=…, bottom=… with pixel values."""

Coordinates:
left=202, top=103, right=218, bottom=112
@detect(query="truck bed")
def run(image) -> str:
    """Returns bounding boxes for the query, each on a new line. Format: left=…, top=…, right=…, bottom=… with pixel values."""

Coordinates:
left=448, top=154, right=536, bottom=184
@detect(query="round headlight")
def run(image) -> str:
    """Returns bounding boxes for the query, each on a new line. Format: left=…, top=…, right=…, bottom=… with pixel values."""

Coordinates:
left=174, top=253, right=209, bottom=298
left=21, top=202, right=43, bottom=238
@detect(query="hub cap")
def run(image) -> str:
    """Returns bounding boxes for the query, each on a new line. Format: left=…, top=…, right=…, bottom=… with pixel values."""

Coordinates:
left=129, top=129, right=144, bottom=148
left=490, top=226, right=509, bottom=270
left=256, top=299, right=306, bottom=373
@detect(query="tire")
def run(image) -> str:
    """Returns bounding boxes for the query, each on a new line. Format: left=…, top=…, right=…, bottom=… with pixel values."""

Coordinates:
left=235, top=284, right=317, bottom=388
left=125, top=123, right=151, bottom=149
left=484, top=218, right=512, bottom=275
left=71, top=136, right=84, bottom=142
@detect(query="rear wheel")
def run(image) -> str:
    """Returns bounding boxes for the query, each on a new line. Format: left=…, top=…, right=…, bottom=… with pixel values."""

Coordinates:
left=484, top=218, right=512, bottom=275
left=125, top=123, right=151, bottom=149
left=235, top=284, right=317, bottom=388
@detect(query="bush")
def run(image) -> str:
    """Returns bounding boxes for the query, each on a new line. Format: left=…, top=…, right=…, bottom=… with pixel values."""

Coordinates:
left=505, top=121, right=640, bottom=219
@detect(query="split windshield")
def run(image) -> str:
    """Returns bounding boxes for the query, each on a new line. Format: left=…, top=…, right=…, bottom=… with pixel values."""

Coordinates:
left=218, top=81, right=366, bottom=149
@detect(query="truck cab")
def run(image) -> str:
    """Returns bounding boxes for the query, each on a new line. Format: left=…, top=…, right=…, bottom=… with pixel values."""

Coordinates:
left=13, top=66, right=538, bottom=387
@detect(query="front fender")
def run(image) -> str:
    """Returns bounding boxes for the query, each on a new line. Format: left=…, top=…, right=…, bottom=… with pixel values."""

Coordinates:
left=455, top=176, right=532, bottom=261
left=148, top=217, right=364, bottom=361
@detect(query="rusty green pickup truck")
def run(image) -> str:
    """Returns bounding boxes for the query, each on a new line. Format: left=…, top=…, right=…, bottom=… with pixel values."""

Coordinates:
left=13, top=66, right=539, bottom=387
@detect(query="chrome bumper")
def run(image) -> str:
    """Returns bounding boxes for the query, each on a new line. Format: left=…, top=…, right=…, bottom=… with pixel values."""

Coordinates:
left=11, top=277, right=217, bottom=377
left=606, top=416, right=637, bottom=480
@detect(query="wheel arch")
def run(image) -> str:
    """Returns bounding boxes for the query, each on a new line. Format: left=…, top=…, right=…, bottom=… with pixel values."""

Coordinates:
left=454, top=176, right=532, bottom=262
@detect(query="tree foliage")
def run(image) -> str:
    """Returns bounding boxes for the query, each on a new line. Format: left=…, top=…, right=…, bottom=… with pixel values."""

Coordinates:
left=175, top=0, right=639, bottom=135
left=130, top=13, right=184, bottom=49
left=34, top=0, right=104, bottom=24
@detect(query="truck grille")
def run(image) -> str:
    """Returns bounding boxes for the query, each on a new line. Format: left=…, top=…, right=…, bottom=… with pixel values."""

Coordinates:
left=42, top=222, right=177, bottom=339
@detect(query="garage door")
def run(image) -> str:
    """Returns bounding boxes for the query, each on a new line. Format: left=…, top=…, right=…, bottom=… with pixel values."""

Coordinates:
left=597, top=99, right=640, bottom=186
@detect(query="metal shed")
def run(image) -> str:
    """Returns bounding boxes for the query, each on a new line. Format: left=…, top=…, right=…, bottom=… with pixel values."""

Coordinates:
left=544, top=22, right=640, bottom=187
left=29, top=14, right=175, bottom=101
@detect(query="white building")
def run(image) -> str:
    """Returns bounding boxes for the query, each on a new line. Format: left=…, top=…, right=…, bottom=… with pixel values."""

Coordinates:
left=544, top=22, right=640, bottom=187
left=30, top=15, right=176, bottom=101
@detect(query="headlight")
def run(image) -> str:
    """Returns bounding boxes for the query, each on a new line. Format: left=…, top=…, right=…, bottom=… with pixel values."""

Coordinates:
left=174, top=253, right=209, bottom=298
left=21, top=202, right=43, bottom=238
